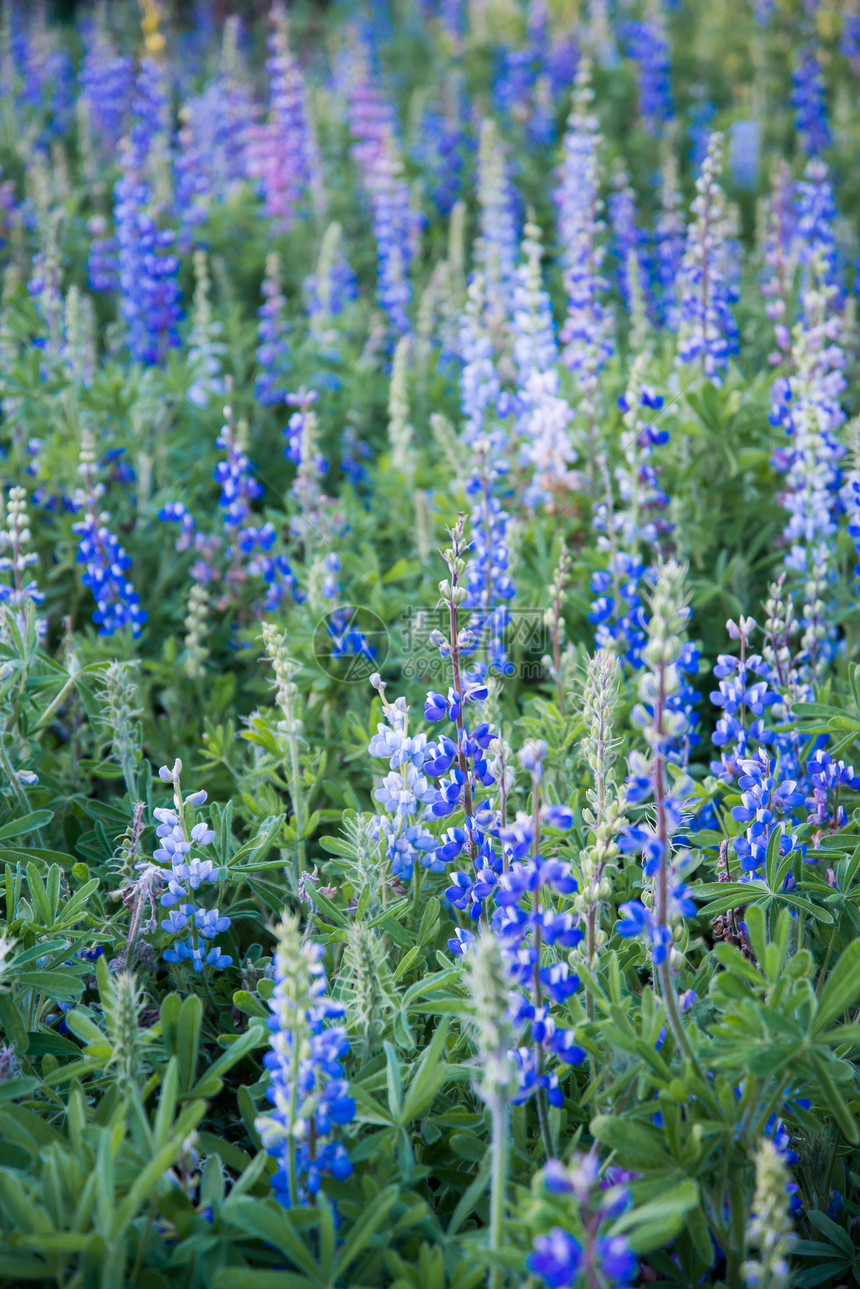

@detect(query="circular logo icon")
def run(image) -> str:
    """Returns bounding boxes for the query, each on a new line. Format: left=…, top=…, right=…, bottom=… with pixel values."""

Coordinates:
left=312, top=605, right=389, bottom=682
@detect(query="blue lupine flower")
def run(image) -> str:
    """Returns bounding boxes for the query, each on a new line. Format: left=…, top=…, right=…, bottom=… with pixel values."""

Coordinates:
left=0, top=485, right=45, bottom=638
left=614, top=564, right=698, bottom=963
left=160, top=904, right=194, bottom=936
left=590, top=357, right=673, bottom=670
left=349, top=61, right=414, bottom=336
left=730, top=749, right=804, bottom=876
left=795, top=159, right=840, bottom=295
left=528, top=1155, right=638, bottom=1288
left=770, top=244, right=845, bottom=683
left=732, top=753, right=805, bottom=824
left=106, top=57, right=182, bottom=366
left=653, top=155, right=685, bottom=331
left=688, top=97, right=716, bottom=165
left=72, top=437, right=146, bottom=638
left=368, top=678, right=437, bottom=880
left=255, top=913, right=354, bottom=1206
left=528, top=1228, right=582, bottom=1287
left=163, top=938, right=232, bottom=971
left=87, top=216, right=118, bottom=294
left=842, top=8, right=860, bottom=63
left=609, top=166, right=651, bottom=322
left=806, top=748, right=860, bottom=832
left=15, top=22, right=75, bottom=145
left=729, top=119, right=760, bottom=189
left=200, top=20, right=257, bottom=193
left=463, top=436, right=516, bottom=676
left=445, top=742, right=584, bottom=1091
left=79, top=20, right=135, bottom=156
left=247, top=11, right=314, bottom=232
left=791, top=46, right=831, bottom=157
left=843, top=459, right=860, bottom=597
left=256, top=252, right=291, bottom=407
left=173, top=107, right=210, bottom=253
left=475, top=118, right=520, bottom=329
left=625, top=12, right=674, bottom=136
left=153, top=760, right=231, bottom=971
left=459, top=275, right=501, bottom=446
left=762, top=162, right=797, bottom=366
left=676, top=133, right=738, bottom=384
left=414, top=74, right=473, bottom=215
left=555, top=59, right=614, bottom=413
left=710, top=621, right=777, bottom=783
left=304, top=226, right=357, bottom=360
left=114, top=168, right=182, bottom=366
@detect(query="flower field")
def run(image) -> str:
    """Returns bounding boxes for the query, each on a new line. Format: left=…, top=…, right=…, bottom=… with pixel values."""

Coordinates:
left=3, top=0, right=860, bottom=1285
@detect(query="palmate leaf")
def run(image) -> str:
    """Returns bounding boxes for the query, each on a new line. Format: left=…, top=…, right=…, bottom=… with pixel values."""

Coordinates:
left=220, top=1197, right=323, bottom=1282
left=806, top=1209, right=856, bottom=1257
left=695, top=875, right=835, bottom=924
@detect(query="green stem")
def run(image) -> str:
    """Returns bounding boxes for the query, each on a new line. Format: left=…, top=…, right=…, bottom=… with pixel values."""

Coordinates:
left=129, top=1197, right=157, bottom=1285
left=286, top=724, right=306, bottom=884
left=816, top=926, right=838, bottom=997
left=743, top=1076, right=790, bottom=1150
left=288, top=1029, right=301, bottom=1207
left=488, top=1097, right=509, bottom=1289
left=530, top=773, right=554, bottom=1159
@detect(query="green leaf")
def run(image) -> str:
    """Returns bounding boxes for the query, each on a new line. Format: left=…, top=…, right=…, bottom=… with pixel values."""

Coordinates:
left=384, top=1042, right=403, bottom=1120
left=0, top=1253, right=53, bottom=1280
left=64, top=1009, right=108, bottom=1046
left=14, top=970, right=84, bottom=999
left=401, top=1020, right=451, bottom=1122
left=24, top=863, right=51, bottom=924
left=11, top=939, right=70, bottom=966
left=0, top=811, right=53, bottom=840
left=221, top=1197, right=322, bottom=1280
left=111, top=1102, right=207, bottom=1236
left=806, top=1210, right=856, bottom=1256
left=176, top=994, right=203, bottom=1091
left=712, top=944, right=762, bottom=985
left=232, top=989, right=268, bottom=1019
left=188, top=1023, right=266, bottom=1098
left=392, top=946, right=421, bottom=982
left=809, top=1053, right=860, bottom=1144
left=17, top=1233, right=91, bottom=1253
left=815, top=939, right=860, bottom=1034
left=611, top=1180, right=700, bottom=1253
left=0, top=994, right=28, bottom=1052
left=59, top=877, right=100, bottom=925
left=447, top=1147, right=492, bottom=1236
left=309, top=887, right=348, bottom=928
left=402, top=969, right=461, bottom=1007
left=590, top=1115, right=669, bottom=1169
left=215, top=1273, right=317, bottom=1289
left=334, top=1185, right=399, bottom=1273
left=0, top=1077, right=37, bottom=1104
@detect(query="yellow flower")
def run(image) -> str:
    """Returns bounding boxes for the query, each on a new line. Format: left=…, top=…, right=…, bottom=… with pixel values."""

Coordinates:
left=139, top=0, right=166, bottom=57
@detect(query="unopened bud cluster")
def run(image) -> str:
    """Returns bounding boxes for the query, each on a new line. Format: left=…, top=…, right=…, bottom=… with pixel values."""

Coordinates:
left=742, top=1138, right=797, bottom=1289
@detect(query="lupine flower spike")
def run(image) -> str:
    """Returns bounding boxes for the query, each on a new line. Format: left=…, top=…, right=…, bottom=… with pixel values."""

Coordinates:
left=256, top=911, right=354, bottom=1206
